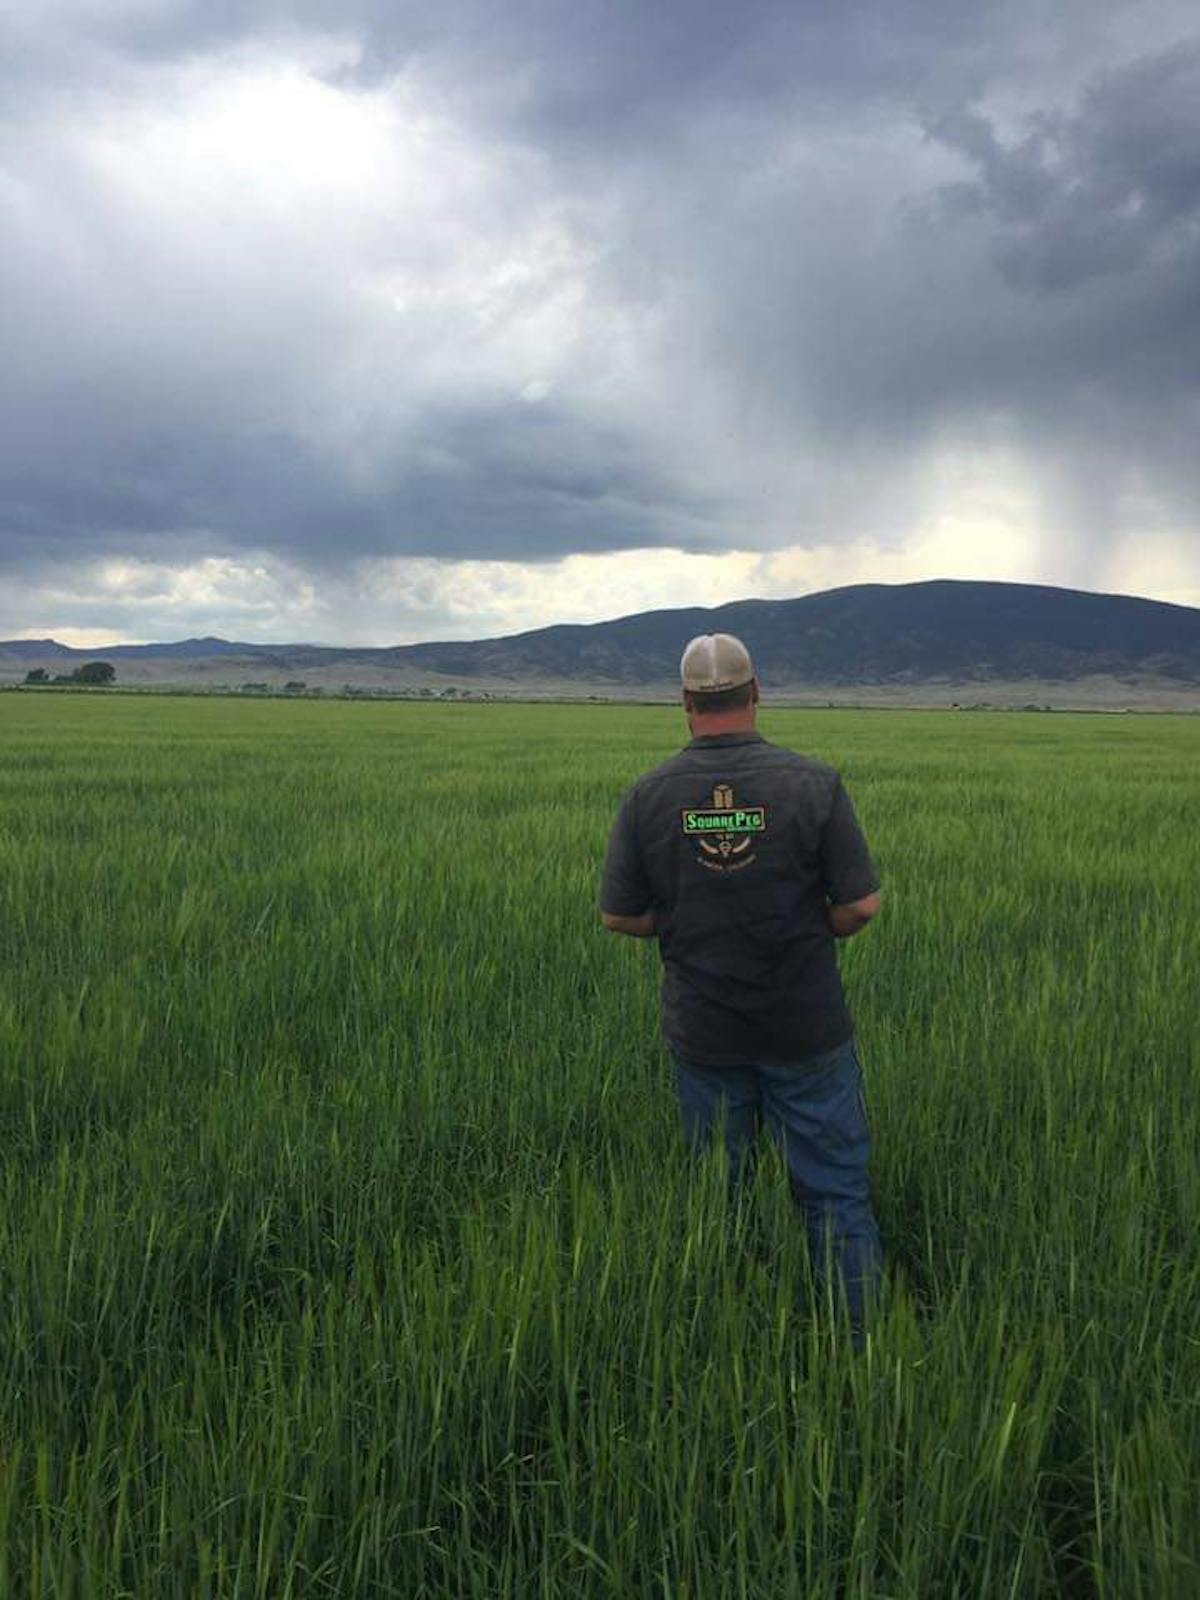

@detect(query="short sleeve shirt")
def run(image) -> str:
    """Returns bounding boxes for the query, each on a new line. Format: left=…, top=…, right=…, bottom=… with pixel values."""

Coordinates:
left=600, top=731, right=879, bottom=1065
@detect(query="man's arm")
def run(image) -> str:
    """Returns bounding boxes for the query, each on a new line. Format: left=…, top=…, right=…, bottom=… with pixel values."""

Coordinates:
left=599, top=782, right=655, bottom=937
left=819, top=775, right=880, bottom=939
left=828, top=890, right=881, bottom=940
left=601, top=909, right=656, bottom=938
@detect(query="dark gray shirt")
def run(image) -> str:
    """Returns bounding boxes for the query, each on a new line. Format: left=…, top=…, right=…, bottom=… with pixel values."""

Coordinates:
left=600, top=731, right=879, bottom=1065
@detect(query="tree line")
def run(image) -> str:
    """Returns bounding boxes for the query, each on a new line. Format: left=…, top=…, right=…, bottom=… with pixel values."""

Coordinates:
left=24, top=663, right=116, bottom=686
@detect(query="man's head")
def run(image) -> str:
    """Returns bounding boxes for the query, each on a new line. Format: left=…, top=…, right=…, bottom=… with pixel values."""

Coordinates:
left=680, top=633, right=759, bottom=730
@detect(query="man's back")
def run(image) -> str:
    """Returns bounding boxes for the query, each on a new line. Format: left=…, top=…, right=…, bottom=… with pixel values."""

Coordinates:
left=600, top=633, right=885, bottom=1346
left=601, top=729, right=879, bottom=1065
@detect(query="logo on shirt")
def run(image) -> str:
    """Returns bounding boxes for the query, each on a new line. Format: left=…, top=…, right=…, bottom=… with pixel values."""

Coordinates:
left=681, top=783, right=766, bottom=872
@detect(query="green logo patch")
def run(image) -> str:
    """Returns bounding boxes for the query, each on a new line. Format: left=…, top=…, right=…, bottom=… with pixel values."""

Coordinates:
left=680, top=784, right=766, bottom=872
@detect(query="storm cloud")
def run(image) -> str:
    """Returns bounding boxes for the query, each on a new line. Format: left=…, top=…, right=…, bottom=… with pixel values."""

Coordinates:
left=1, top=0, right=1198, bottom=641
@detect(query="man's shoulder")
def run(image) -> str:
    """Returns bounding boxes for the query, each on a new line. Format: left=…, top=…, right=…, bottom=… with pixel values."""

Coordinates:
left=781, top=750, right=847, bottom=798
left=726, top=739, right=844, bottom=796
left=626, top=749, right=694, bottom=795
left=755, top=739, right=838, bottom=776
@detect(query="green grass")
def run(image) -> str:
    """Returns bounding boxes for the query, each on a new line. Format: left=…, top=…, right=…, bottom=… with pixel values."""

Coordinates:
left=0, top=693, right=1197, bottom=1597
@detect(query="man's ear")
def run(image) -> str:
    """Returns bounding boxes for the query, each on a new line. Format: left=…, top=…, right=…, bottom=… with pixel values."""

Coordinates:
left=751, top=678, right=760, bottom=704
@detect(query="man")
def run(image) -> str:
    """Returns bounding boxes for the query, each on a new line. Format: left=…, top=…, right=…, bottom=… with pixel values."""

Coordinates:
left=599, top=632, right=883, bottom=1344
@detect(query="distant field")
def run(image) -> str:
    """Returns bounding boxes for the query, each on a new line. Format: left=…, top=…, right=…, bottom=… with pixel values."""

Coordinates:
left=1, top=695, right=1197, bottom=1597
left=7, top=666, right=1200, bottom=709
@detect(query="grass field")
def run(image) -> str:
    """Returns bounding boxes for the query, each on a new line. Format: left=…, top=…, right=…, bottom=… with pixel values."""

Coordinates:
left=1, top=693, right=1197, bottom=1597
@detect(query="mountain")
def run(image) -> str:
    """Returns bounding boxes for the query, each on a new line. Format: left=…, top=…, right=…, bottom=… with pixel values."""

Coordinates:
left=0, top=634, right=283, bottom=662
left=384, top=581, right=1200, bottom=685
left=4, top=580, right=1200, bottom=691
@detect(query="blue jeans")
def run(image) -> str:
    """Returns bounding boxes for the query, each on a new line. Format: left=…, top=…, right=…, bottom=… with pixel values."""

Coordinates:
left=672, top=1036, right=884, bottom=1342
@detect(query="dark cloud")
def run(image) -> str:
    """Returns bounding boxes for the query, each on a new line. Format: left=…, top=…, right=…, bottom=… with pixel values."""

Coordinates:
left=1, top=0, right=1198, bottom=622
left=928, top=39, right=1200, bottom=292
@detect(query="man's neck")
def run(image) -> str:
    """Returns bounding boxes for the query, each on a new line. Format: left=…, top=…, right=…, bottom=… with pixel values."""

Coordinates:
left=687, top=711, right=758, bottom=740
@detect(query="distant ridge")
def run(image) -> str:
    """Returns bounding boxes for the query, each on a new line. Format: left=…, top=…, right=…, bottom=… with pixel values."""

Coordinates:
left=385, top=580, right=1200, bottom=686
left=4, top=580, right=1200, bottom=689
left=0, top=634, right=276, bottom=661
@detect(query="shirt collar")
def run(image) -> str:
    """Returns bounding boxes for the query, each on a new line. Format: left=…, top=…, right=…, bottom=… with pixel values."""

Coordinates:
left=686, top=731, right=766, bottom=749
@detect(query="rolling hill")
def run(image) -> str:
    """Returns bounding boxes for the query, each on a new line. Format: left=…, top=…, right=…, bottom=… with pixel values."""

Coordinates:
left=4, top=581, right=1200, bottom=698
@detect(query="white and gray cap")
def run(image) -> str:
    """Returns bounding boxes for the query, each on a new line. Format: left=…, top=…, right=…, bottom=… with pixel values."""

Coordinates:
left=680, top=633, right=756, bottom=692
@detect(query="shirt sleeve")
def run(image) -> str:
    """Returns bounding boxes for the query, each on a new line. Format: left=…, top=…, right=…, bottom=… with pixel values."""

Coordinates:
left=599, top=783, right=653, bottom=916
left=819, top=776, right=880, bottom=905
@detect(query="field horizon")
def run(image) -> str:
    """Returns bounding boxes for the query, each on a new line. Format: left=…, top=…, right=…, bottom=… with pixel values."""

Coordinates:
left=7, top=674, right=1200, bottom=712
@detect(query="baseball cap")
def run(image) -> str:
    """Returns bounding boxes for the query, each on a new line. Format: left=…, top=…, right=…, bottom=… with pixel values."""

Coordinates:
left=680, top=633, right=755, bottom=692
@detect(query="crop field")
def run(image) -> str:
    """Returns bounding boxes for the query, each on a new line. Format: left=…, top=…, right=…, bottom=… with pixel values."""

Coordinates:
left=0, top=692, right=1197, bottom=1598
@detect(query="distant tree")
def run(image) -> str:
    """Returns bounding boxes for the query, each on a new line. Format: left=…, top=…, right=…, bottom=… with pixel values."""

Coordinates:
left=23, top=667, right=50, bottom=684
left=284, top=680, right=306, bottom=692
left=74, top=661, right=116, bottom=685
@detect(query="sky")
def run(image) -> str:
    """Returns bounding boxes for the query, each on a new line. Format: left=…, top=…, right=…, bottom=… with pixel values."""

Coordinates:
left=2, top=0, right=1199, bottom=646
